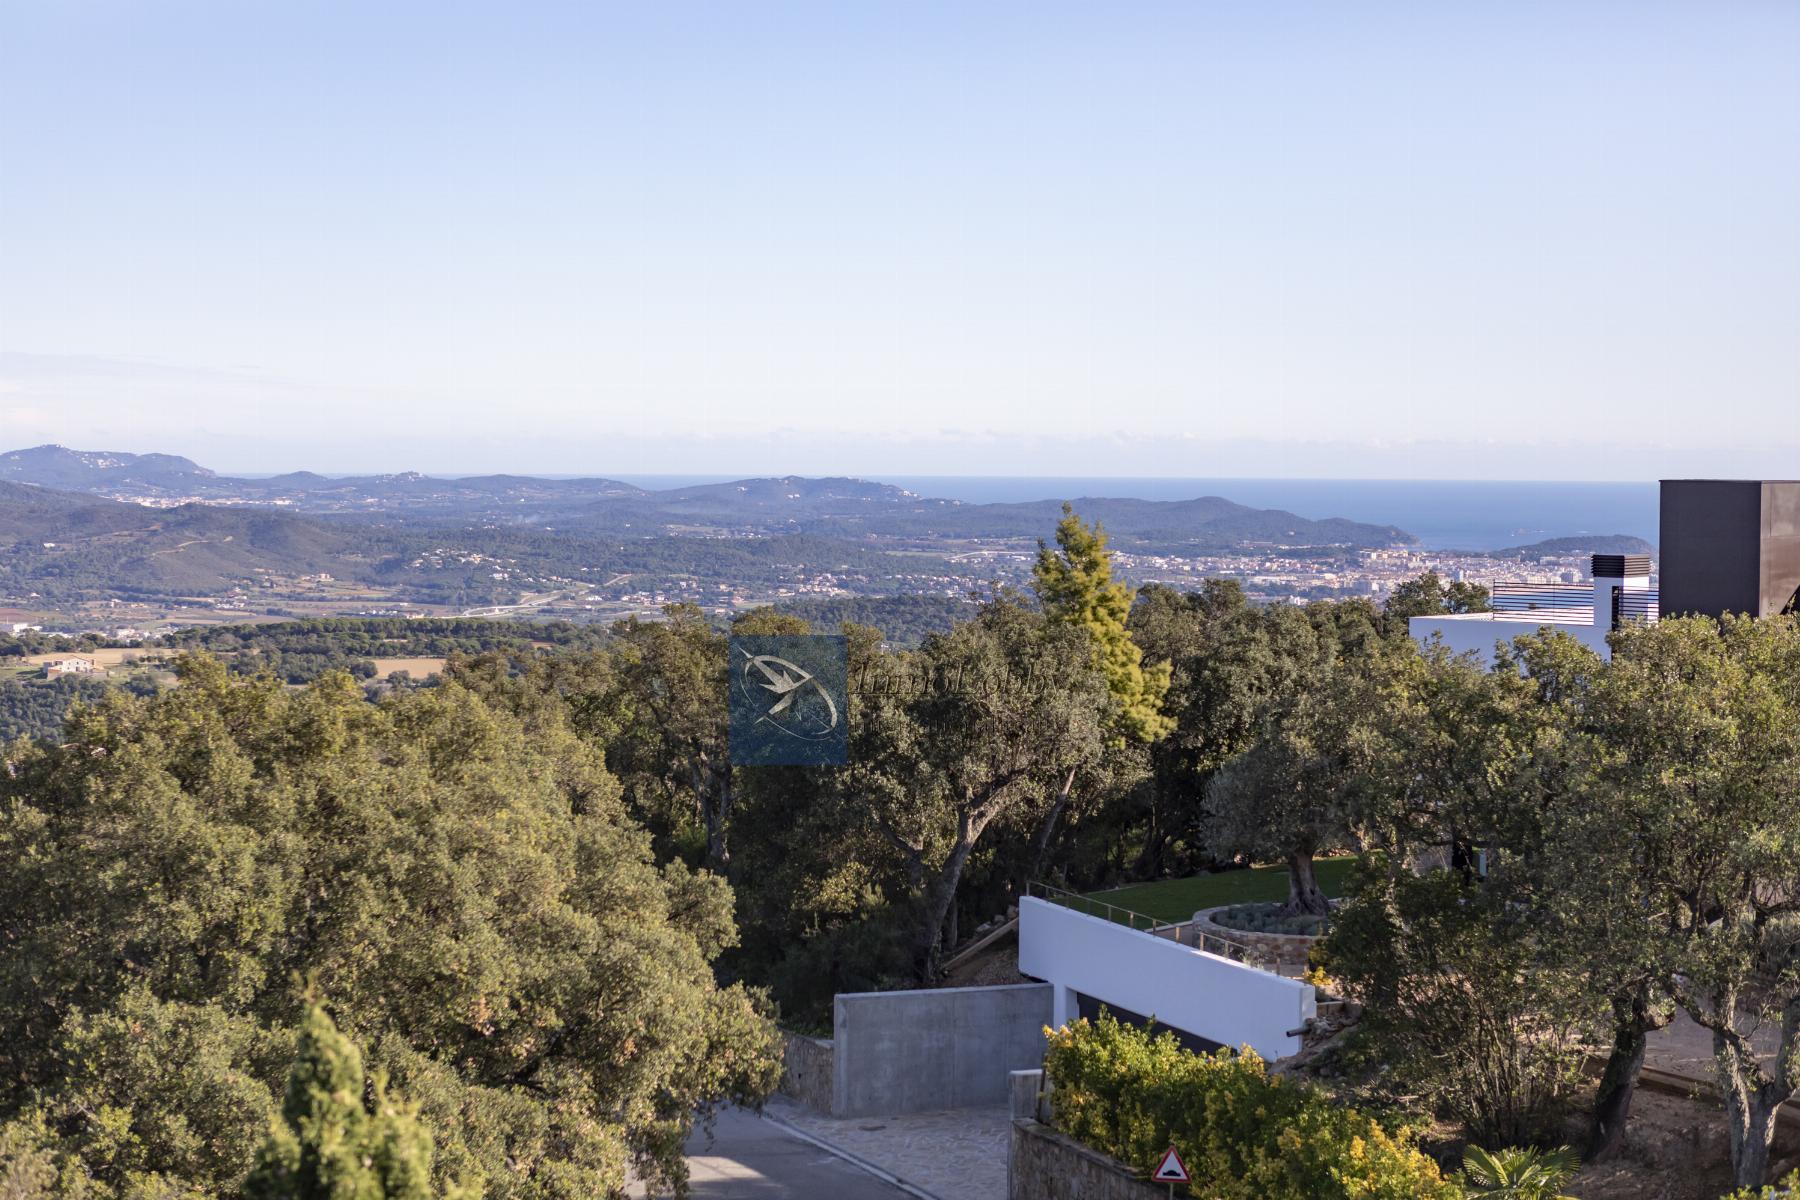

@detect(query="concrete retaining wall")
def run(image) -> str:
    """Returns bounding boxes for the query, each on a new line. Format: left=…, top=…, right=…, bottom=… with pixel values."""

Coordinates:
left=1009, top=1119, right=1163, bottom=1200
left=779, top=1032, right=834, bottom=1113
left=832, top=982, right=1054, bottom=1118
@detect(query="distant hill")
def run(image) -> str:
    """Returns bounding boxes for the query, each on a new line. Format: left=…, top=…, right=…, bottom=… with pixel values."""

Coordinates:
left=568, top=481, right=1413, bottom=550
left=0, top=481, right=981, bottom=604
left=0, top=485, right=392, bottom=596
left=0, top=445, right=214, bottom=492
left=1493, top=534, right=1655, bottom=559
left=0, top=445, right=1417, bottom=551
left=0, top=481, right=160, bottom=540
left=0, top=444, right=647, bottom=512
left=839, top=494, right=1414, bottom=549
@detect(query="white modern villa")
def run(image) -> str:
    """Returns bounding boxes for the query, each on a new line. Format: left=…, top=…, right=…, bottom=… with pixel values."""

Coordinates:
left=1408, top=552, right=1653, bottom=661
left=1011, top=479, right=1800, bottom=1060
left=1409, top=479, right=1799, bottom=662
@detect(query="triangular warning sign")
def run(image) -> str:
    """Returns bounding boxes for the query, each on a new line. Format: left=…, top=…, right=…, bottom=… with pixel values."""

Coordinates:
left=1153, top=1145, right=1190, bottom=1183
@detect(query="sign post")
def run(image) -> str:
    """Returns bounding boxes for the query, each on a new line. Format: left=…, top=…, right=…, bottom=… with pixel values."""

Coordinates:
left=1152, top=1145, right=1190, bottom=1196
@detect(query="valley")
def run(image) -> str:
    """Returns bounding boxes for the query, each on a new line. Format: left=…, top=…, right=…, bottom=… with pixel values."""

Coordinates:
left=0, top=444, right=1651, bottom=638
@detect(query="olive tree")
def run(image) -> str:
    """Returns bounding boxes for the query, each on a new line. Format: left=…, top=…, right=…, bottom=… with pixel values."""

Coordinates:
left=854, top=599, right=1111, bottom=972
left=1204, top=618, right=1391, bottom=917
left=1596, top=616, right=1800, bottom=1189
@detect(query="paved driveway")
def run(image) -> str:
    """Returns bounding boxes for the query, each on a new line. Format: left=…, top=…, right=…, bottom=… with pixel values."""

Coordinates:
left=767, top=1097, right=1009, bottom=1200
left=631, top=1106, right=919, bottom=1199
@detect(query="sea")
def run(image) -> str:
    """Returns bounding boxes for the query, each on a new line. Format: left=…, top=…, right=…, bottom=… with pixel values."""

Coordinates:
left=610, top=476, right=1661, bottom=553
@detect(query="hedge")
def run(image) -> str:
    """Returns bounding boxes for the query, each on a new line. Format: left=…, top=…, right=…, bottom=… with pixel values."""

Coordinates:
left=1042, top=1014, right=1459, bottom=1199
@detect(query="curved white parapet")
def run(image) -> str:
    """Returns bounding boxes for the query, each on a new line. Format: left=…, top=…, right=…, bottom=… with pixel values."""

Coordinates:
left=1017, top=896, right=1316, bottom=1060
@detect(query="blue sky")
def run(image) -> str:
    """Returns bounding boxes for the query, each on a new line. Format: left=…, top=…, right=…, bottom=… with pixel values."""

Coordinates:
left=1, top=1, right=1795, bottom=477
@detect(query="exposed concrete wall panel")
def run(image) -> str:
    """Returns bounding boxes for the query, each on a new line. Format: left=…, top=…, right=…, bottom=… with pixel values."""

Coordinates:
left=831, top=983, right=1053, bottom=1118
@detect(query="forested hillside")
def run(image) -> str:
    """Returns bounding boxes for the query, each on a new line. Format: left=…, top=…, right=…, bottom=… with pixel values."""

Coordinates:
left=160, top=617, right=611, bottom=681
left=3, top=447, right=1416, bottom=552
left=0, top=487, right=982, bottom=605
left=6, top=503, right=1800, bottom=1193
left=772, top=593, right=977, bottom=645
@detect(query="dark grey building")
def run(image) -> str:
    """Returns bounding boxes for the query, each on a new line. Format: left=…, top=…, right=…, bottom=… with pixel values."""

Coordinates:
left=1660, top=480, right=1800, bottom=618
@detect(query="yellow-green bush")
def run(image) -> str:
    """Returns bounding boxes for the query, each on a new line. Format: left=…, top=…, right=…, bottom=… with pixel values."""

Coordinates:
left=1723, top=1173, right=1800, bottom=1200
left=1042, top=1014, right=1458, bottom=1199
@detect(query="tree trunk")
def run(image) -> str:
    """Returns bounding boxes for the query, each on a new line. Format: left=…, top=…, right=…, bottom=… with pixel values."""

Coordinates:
left=705, top=773, right=727, bottom=867
left=1710, top=1016, right=1793, bottom=1192
left=917, top=810, right=989, bottom=979
left=1026, top=767, right=1078, bottom=883
left=1281, top=850, right=1329, bottom=917
left=1130, top=813, right=1165, bottom=879
left=704, top=792, right=729, bottom=869
left=696, top=758, right=731, bottom=870
left=1587, top=985, right=1662, bottom=1161
left=1723, top=1081, right=1780, bottom=1191
left=690, top=755, right=731, bottom=870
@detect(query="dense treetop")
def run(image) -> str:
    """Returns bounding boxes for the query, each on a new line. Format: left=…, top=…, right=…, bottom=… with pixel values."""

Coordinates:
left=0, top=656, right=779, bottom=1199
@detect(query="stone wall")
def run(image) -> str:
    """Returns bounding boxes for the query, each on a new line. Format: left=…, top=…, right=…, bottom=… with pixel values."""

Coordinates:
left=778, top=1032, right=834, bottom=1113
left=1190, top=904, right=1320, bottom=975
left=1008, top=1119, right=1164, bottom=1200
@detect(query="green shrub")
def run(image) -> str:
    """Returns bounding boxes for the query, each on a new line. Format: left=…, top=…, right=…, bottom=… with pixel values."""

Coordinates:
left=1317, top=864, right=1593, bottom=1147
left=1724, top=1172, right=1800, bottom=1199
left=1041, top=1014, right=1458, bottom=1199
left=1456, top=1143, right=1579, bottom=1198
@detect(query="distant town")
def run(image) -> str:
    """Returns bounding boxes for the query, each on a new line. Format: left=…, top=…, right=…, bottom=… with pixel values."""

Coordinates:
left=2, top=537, right=1626, bottom=642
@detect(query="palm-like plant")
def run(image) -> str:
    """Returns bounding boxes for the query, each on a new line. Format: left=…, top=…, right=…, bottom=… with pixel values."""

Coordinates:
left=1456, top=1144, right=1581, bottom=1200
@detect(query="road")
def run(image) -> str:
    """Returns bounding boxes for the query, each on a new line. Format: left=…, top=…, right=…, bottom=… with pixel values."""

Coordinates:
left=630, top=1107, right=919, bottom=1200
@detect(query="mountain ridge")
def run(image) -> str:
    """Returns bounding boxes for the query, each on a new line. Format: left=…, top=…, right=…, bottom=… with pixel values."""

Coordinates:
left=0, top=444, right=1417, bottom=550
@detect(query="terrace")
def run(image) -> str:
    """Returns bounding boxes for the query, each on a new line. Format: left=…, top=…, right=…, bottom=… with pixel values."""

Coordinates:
left=1017, top=883, right=1320, bottom=1059
left=1488, top=579, right=1661, bottom=625
left=1410, top=553, right=1655, bottom=661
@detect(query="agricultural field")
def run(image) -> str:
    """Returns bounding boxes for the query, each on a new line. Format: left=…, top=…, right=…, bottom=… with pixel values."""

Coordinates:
left=370, top=657, right=447, bottom=678
left=20, top=646, right=168, bottom=671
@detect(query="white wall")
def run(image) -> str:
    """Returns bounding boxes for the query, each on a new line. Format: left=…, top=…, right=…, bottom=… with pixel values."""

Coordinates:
left=1017, top=897, right=1316, bottom=1060
left=1411, top=569, right=1650, bottom=664
left=1409, top=613, right=1612, bottom=663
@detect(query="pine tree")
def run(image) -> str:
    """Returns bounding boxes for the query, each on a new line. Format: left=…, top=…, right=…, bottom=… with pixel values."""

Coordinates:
left=1034, top=503, right=1174, bottom=743
left=244, top=1004, right=441, bottom=1200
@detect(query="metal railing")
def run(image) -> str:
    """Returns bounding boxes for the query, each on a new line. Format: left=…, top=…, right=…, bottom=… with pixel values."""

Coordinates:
left=1188, top=926, right=1263, bottom=965
left=1616, top=588, right=1660, bottom=625
left=1489, top=581, right=1595, bottom=622
left=1024, top=881, right=1261, bottom=965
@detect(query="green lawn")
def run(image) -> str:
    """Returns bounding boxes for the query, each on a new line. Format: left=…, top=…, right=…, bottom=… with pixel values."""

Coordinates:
left=1073, top=858, right=1359, bottom=925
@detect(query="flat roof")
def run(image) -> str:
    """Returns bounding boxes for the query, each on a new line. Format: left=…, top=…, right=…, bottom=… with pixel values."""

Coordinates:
left=1413, top=612, right=1592, bottom=626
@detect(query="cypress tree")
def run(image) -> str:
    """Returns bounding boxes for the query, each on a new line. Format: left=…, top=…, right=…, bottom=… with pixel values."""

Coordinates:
left=1034, top=503, right=1174, bottom=743
left=245, top=1004, right=436, bottom=1200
